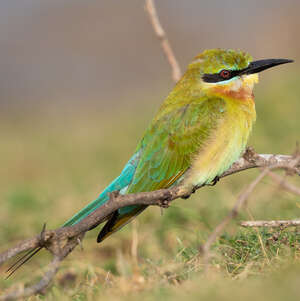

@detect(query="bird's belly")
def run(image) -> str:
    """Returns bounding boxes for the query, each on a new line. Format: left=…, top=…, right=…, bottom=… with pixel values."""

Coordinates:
left=186, top=108, right=254, bottom=187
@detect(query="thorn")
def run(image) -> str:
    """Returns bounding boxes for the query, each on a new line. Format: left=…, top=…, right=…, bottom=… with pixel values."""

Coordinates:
left=39, top=223, right=47, bottom=246
left=77, top=237, right=84, bottom=251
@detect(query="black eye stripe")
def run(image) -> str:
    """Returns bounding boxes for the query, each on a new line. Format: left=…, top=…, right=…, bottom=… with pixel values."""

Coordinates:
left=202, top=69, right=240, bottom=83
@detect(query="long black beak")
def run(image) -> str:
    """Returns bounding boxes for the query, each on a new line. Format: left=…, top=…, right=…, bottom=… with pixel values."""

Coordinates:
left=241, top=59, right=293, bottom=75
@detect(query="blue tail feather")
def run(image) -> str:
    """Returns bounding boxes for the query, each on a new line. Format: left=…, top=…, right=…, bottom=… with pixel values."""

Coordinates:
left=63, top=152, right=140, bottom=227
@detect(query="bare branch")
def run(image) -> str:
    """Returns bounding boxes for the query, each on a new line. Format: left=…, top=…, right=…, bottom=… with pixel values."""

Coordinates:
left=221, top=148, right=300, bottom=178
left=0, top=150, right=298, bottom=276
left=196, top=150, right=300, bottom=271
left=0, top=257, right=61, bottom=301
left=1, top=152, right=299, bottom=264
left=0, top=144, right=299, bottom=298
left=268, top=171, right=300, bottom=196
left=0, top=237, right=42, bottom=265
left=239, top=157, right=300, bottom=229
left=0, top=233, right=82, bottom=300
left=2, top=151, right=297, bottom=262
left=145, top=0, right=182, bottom=82
left=240, top=219, right=300, bottom=227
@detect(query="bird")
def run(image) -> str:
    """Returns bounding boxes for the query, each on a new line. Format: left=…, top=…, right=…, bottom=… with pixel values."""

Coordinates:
left=8, top=49, right=293, bottom=275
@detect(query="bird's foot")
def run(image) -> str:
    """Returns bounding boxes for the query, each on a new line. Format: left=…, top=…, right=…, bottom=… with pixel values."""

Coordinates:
left=181, top=186, right=197, bottom=199
left=207, top=176, right=220, bottom=186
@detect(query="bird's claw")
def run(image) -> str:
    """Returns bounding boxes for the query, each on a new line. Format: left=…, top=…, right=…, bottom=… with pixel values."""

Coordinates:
left=181, top=186, right=197, bottom=199
left=208, top=176, right=220, bottom=186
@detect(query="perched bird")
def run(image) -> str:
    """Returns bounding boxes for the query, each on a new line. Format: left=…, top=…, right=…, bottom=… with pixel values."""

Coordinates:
left=8, top=49, right=292, bottom=274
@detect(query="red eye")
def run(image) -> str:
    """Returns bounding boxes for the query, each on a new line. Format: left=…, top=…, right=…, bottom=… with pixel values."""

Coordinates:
left=220, top=69, right=231, bottom=79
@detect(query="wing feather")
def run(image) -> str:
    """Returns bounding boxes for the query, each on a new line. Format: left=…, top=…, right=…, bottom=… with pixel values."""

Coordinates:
left=97, top=97, right=226, bottom=242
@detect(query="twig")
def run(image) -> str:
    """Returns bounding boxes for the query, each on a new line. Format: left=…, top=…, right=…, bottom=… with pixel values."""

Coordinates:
left=197, top=150, right=300, bottom=270
left=240, top=220, right=300, bottom=227
left=145, top=0, right=182, bottom=82
left=0, top=257, right=61, bottom=301
left=0, top=233, right=81, bottom=301
left=268, top=171, right=300, bottom=196
left=240, top=158, right=300, bottom=229
left=1, top=152, right=297, bottom=265
left=0, top=150, right=299, bottom=298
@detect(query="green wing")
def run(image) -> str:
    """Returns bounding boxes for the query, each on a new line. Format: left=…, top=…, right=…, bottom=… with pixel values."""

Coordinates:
left=97, top=97, right=225, bottom=242
left=128, top=97, right=224, bottom=193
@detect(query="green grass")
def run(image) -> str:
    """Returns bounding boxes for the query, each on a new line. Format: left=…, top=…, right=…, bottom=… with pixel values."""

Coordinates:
left=0, top=74, right=300, bottom=300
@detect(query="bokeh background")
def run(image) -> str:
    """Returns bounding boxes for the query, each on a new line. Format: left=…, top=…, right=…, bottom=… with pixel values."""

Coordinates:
left=1, top=1, right=300, bottom=300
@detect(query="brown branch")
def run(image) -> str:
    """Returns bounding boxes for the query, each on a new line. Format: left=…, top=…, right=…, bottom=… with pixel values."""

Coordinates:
left=268, top=171, right=300, bottom=196
left=0, top=149, right=299, bottom=299
left=0, top=151, right=298, bottom=296
left=0, top=233, right=82, bottom=301
left=238, top=157, right=300, bottom=230
left=197, top=150, right=300, bottom=270
left=0, top=257, right=60, bottom=301
left=240, top=219, right=300, bottom=227
left=1, top=151, right=297, bottom=264
left=145, top=0, right=182, bottom=82
left=1, top=158, right=298, bottom=298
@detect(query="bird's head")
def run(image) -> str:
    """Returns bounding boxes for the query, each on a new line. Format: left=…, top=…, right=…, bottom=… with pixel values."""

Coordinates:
left=188, top=49, right=293, bottom=100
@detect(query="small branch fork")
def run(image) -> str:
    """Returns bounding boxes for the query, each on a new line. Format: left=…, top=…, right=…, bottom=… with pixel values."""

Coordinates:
left=1, top=149, right=300, bottom=299
left=198, top=148, right=300, bottom=269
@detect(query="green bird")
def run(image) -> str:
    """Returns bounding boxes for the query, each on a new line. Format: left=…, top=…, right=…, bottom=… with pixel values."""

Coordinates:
left=8, top=49, right=292, bottom=274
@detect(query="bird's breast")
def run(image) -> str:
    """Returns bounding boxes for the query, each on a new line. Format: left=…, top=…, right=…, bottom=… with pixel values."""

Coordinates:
left=185, top=98, right=256, bottom=187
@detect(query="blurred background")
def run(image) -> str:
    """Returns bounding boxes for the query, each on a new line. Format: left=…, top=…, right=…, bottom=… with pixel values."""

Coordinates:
left=1, top=1, right=300, bottom=300
left=0, top=0, right=300, bottom=111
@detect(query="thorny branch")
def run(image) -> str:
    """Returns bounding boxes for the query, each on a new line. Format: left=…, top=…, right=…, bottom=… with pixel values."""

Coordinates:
left=198, top=150, right=300, bottom=270
left=1, top=150, right=300, bottom=299
left=239, top=151, right=300, bottom=230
